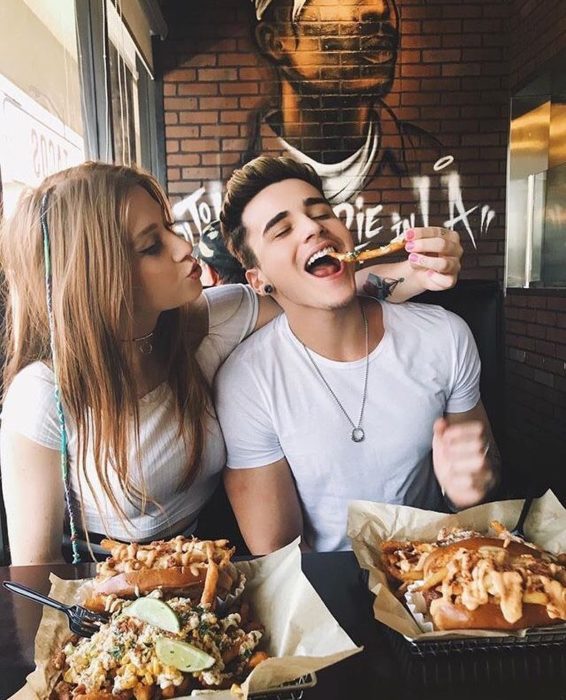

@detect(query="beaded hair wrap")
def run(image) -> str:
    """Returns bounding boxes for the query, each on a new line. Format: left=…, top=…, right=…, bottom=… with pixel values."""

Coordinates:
left=40, top=191, right=81, bottom=564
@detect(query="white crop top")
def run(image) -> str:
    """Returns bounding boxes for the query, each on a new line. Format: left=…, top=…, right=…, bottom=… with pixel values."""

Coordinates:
left=0, top=285, right=258, bottom=541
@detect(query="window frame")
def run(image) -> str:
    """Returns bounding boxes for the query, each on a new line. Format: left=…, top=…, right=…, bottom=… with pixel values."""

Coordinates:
left=74, top=0, right=166, bottom=185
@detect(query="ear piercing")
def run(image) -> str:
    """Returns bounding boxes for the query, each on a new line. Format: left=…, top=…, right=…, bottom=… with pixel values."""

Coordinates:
left=263, top=284, right=274, bottom=294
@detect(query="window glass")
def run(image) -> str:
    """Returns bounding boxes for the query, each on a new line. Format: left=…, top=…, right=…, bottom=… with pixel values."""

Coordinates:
left=0, top=0, right=85, bottom=216
left=506, top=65, right=566, bottom=289
left=106, top=0, right=142, bottom=167
left=540, top=162, right=566, bottom=286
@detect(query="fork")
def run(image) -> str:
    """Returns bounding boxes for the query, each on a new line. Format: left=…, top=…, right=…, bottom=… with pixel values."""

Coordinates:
left=3, top=580, right=108, bottom=637
left=510, top=496, right=535, bottom=539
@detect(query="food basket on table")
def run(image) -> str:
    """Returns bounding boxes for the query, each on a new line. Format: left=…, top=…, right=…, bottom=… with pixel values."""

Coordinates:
left=348, top=491, right=566, bottom=687
left=13, top=537, right=358, bottom=700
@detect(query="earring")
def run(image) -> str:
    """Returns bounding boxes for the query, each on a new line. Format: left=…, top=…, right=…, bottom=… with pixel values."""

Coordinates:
left=263, top=284, right=274, bottom=294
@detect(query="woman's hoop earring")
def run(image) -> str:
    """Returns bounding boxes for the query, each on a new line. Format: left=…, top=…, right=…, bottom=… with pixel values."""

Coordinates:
left=263, top=284, right=274, bottom=295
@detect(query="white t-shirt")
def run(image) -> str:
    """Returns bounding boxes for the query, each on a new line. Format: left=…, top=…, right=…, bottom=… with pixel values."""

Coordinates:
left=215, top=301, right=481, bottom=552
left=1, top=285, right=258, bottom=541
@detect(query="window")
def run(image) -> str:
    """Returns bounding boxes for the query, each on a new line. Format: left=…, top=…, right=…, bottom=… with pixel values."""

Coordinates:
left=0, top=0, right=85, bottom=216
left=0, top=0, right=166, bottom=218
left=107, top=0, right=141, bottom=167
left=506, top=62, right=566, bottom=288
left=75, top=0, right=165, bottom=181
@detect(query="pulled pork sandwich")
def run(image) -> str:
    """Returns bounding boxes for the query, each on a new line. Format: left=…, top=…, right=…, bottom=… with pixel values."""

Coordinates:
left=380, top=527, right=483, bottom=591
left=381, top=523, right=566, bottom=631
left=83, top=536, right=242, bottom=613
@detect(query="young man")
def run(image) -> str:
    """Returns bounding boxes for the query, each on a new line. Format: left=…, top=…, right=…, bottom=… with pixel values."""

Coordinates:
left=216, top=156, right=499, bottom=553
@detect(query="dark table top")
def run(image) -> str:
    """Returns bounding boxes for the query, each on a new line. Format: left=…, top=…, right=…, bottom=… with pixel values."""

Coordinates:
left=1, top=552, right=565, bottom=700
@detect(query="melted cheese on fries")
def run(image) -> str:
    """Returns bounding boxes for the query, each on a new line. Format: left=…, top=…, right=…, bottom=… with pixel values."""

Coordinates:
left=97, top=536, right=238, bottom=582
left=56, top=596, right=262, bottom=696
left=430, top=546, right=566, bottom=624
left=381, top=522, right=566, bottom=628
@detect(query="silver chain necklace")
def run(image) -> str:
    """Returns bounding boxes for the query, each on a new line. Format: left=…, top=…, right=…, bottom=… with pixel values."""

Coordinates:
left=301, top=305, right=369, bottom=443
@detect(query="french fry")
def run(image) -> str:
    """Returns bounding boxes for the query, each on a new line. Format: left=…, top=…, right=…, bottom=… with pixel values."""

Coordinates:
left=489, top=520, right=506, bottom=536
left=201, top=558, right=219, bottom=606
left=402, top=570, right=426, bottom=581
left=416, top=567, right=448, bottom=591
left=330, top=237, right=406, bottom=263
left=523, top=591, right=548, bottom=605
left=247, top=651, right=269, bottom=670
left=133, top=684, right=153, bottom=700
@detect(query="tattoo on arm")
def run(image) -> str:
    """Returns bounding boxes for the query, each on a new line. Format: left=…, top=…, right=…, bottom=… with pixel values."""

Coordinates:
left=362, top=274, right=404, bottom=301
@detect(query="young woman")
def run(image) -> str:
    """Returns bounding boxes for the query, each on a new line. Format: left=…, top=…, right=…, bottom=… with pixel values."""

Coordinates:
left=0, top=162, right=462, bottom=565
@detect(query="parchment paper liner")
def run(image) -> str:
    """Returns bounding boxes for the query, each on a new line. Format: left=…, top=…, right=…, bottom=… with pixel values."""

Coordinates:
left=403, top=585, right=434, bottom=634
left=10, top=539, right=362, bottom=700
left=347, top=490, right=566, bottom=641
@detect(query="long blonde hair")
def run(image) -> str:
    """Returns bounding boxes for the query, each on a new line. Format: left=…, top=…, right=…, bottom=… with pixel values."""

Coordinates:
left=0, top=162, right=210, bottom=528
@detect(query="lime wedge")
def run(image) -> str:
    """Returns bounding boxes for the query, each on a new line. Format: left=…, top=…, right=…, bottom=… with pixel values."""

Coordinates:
left=124, top=598, right=180, bottom=633
left=155, top=638, right=216, bottom=672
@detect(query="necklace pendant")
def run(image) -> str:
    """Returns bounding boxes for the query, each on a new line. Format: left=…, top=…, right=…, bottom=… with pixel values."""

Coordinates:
left=138, top=339, right=153, bottom=355
left=351, top=427, right=365, bottom=443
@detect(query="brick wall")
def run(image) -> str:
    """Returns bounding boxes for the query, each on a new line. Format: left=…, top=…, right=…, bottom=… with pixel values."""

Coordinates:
left=159, top=1, right=271, bottom=208
left=505, top=292, right=566, bottom=497
left=157, top=1, right=565, bottom=498
left=504, top=1, right=566, bottom=499
left=509, top=0, right=566, bottom=89
left=158, top=0, right=509, bottom=279
left=398, top=0, right=509, bottom=279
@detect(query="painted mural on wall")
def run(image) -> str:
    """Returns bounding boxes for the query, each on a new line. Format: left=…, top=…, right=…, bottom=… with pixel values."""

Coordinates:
left=246, top=0, right=433, bottom=201
left=171, top=0, right=496, bottom=251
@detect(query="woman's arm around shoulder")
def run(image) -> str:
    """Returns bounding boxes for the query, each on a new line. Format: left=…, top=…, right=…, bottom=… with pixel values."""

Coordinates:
left=254, top=295, right=281, bottom=332
left=1, top=429, right=65, bottom=564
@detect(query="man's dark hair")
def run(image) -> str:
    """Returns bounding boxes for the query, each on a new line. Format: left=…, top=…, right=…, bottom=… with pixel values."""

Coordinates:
left=220, top=156, right=324, bottom=269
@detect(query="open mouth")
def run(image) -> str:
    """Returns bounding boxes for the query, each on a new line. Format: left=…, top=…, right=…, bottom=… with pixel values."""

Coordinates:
left=305, top=246, right=342, bottom=278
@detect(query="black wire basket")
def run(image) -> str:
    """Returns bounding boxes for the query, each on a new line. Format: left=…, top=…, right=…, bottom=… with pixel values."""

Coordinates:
left=360, top=566, right=566, bottom=687
left=249, top=673, right=317, bottom=699
left=381, top=623, right=566, bottom=687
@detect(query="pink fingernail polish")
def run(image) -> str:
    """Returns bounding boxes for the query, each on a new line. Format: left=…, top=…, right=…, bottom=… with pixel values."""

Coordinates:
left=409, top=253, right=419, bottom=263
left=405, top=242, right=415, bottom=251
left=405, top=229, right=415, bottom=240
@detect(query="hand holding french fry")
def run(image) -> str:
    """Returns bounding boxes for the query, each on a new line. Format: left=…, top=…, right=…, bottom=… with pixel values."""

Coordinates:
left=404, top=227, right=463, bottom=291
